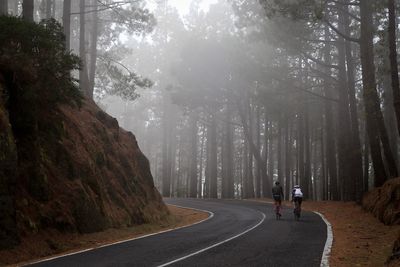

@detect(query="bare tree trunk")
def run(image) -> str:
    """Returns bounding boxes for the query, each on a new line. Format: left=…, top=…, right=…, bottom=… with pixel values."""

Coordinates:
left=237, top=98, right=264, bottom=198
left=343, top=9, right=364, bottom=202
left=189, top=112, right=198, bottom=198
left=198, top=124, right=206, bottom=198
left=337, top=10, right=353, bottom=200
left=162, top=101, right=171, bottom=197
left=320, top=113, right=327, bottom=200
left=88, top=0, right=98, bottom=99
left=12, top=0, right=18, bottom=16
left=363, top=128, right=370, bottom=192
left=222, top=103, right=234, bottom=198
left=303, top=103, right=311, bottom=199
left=255, top=105, right=261, bottom=198
left=242, top=138, right=249, bottom=198
left=63, top=0, right=71, bottom=50
left=268, top=120, right=274, bottom=189
left=262, top=112, right=270, bottom=197
left=388, top=0, right=400, bottom=138
left=208, top=113, right=218, bottom=198
left=360, top=0, right=398, bottom=186
left=22, top=0, right=33, bottom=21
left=0, top=0, right=7, bottom=15
left=277, top=114, right=283, bottom=185
left=45, top=0, right=51, bottom=18
left=79, top=0, right=90, bottom=95
left=284, top=113, right=291, bottom=200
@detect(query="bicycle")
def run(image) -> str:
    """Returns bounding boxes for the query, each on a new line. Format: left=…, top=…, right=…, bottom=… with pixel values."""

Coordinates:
left=273, top=197, right=282, bottom=220
left=293, top=200, right=301, bottom=221
left=274, top=202, right=281, bottom=220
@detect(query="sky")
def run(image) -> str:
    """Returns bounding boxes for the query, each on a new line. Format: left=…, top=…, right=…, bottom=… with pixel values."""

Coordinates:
left=146, top=0, right=219, bottom=15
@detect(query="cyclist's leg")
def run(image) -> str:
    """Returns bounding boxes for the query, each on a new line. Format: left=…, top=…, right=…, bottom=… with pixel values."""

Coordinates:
left=278, top=199, right=282, bottom=216
left=298, top=198, right=303, bottom=212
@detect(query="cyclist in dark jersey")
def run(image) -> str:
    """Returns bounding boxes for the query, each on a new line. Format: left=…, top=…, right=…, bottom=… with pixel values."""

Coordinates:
left=272, top=181, right=284, bottom=217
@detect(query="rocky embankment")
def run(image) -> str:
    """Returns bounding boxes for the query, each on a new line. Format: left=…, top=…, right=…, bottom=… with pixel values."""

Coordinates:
left=0, top=83, right=168, bottom=249
left=362, top=177, right=400, bottom=264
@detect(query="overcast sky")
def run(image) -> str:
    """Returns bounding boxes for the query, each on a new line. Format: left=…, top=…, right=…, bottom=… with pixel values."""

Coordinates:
left=146, top=0, right=219, bottom=15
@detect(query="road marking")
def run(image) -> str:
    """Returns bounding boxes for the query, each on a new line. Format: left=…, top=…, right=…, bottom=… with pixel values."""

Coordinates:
left=157, top=211, right=266, bottom=267
left=313, top=211, right=333, bottom=267
left=23, top=205, right=213, bottom=266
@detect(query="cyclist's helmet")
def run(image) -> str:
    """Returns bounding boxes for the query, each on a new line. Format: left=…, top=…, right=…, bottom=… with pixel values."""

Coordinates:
left=294, top=185, right=300, bottom=188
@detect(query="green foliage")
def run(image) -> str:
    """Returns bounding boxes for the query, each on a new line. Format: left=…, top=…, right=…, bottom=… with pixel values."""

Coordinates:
left=0, top=16, right=82, bottom=109
left=96, top=54, right=153, bottom=101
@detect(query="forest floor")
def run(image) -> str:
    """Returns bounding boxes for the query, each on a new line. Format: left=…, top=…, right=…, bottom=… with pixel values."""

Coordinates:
left=0, top=205, right=208, bottom=267
left=252, top=198, right=400, bottom=267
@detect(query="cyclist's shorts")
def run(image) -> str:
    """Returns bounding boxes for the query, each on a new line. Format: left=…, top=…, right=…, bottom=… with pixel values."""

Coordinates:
left=273, top=195, right=282, bottom=202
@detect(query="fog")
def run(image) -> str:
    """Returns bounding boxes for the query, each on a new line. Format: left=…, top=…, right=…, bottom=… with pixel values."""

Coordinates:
left=29, top=0, right=395, bottom=201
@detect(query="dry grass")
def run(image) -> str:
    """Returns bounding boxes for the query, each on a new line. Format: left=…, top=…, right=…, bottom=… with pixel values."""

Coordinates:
left=304, top=201, right=399, bottom=267
left=0, top=205, right=208, bottom=267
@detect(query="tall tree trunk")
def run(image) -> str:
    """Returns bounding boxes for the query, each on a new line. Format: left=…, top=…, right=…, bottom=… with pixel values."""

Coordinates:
left=79, top=0, right=90, bottom=96
left=45, top=0, right=51, bottom=18
left=320, top=113, right=327, bottom=200
left=363, top=128, right=370, bottom=192
left=337, top=10, right=353, bottom=200
left=284, top=113, right=291, bottom=200
left=360, top=0, right=398, bottom=186
left=63, top=0, right=71, bottom=50
left=88, top=0, right=98, bottom=99
left=388, top=0, right=400, bottom=138
left=199, top=124, right=206, bottom=198
left=343, top=8, right=364, bottom=202
left=247, top=96, right=255, bottom=198
left=22, top=0, right=33, bottom=21
left=162, top=101, right=171, bottom=197
left=12, top=0, right=18, bottom=15
left=322, top=26, right=338, bottom=199
left=189, top=112, right=198, bottom=198
left=0, top=0, right=7, bottom=15
left=297, top=111, right=305, bottom=189
left=268, top=120, right=274, bottom=190
left=208, top=113, right=218, bottom=198
left=237, top=98, right=265, bottom=198
left=169, top=115, right=177, bottom=196
left=383, top=74, right=399, bottom=167
left=277, top=115, right=283, bottom=185
left=242, top=139, right=248, bottom=198
left=262, top=112, right=270, bottom=197
left=222, top=103, right=234, bottom=198
left=303, top=102, right=311, bottom=199
left=255, top=105, right=261, bottom=198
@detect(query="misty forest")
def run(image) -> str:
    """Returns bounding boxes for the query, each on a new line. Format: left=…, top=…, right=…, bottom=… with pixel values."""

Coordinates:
left=1, top=0, right=400, bottom=266
left=93, top=0, right=398, bottom=202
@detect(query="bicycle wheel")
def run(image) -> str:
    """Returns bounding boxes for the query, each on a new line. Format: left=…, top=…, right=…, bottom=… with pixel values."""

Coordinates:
left=275, top=206, right=280, bottom=220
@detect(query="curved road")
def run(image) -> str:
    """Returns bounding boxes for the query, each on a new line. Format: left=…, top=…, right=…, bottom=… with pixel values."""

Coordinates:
left=28, top=198, right=327, bottom=267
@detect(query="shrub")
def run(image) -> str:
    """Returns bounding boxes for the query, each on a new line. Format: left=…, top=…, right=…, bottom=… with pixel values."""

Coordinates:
left=0, top=16, right=82, bottom=114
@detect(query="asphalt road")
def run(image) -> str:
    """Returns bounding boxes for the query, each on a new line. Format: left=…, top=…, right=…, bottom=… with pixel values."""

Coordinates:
left=27, top=198, right=327, bottom=267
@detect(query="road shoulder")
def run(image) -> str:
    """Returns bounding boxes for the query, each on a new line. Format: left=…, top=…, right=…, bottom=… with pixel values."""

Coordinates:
left=0, top=205, right=209, bottom=266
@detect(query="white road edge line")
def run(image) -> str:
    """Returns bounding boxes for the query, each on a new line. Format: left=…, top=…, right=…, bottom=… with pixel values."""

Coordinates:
left=313, top=211, right=333, bottom=267
left=24, top=205, right=214, bottom=266
left=157, top=211, right=267, bottom=267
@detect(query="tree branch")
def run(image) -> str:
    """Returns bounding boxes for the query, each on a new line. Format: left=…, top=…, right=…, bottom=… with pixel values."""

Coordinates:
left=324, top=18, right=360, bottom=43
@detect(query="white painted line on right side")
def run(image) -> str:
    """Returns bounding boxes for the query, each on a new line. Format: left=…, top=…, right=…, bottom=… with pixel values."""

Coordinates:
left=314, top=211, right=333, bottom=267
